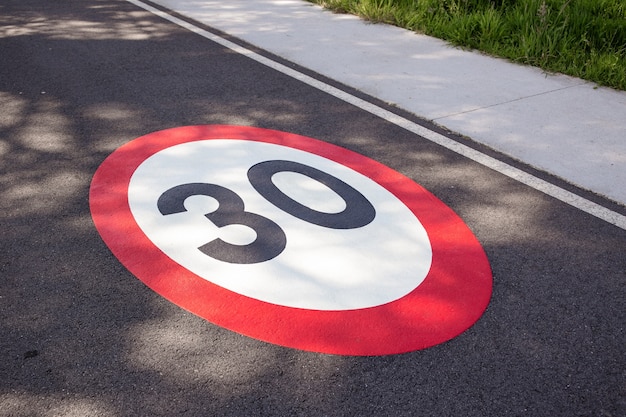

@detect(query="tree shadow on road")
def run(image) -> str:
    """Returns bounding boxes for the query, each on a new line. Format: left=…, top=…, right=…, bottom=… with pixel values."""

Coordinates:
left=1, top=1, right=624, bottom=416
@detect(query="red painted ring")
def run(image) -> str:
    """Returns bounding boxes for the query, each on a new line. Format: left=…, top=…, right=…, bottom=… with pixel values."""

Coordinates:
left=90, top=125, right=492, bottom=355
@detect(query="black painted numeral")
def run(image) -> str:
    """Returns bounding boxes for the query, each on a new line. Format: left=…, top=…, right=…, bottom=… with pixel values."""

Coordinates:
left=157, top=183, right=287, bottom=264
left=247, top=160, right=375, bottom=229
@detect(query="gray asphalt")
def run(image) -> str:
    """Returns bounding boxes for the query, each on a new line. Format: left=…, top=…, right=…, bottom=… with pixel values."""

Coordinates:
left=1, top=0, right=624, bottom=416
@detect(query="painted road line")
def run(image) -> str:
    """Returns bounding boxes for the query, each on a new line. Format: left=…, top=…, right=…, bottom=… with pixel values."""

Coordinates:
left=90, top=125, right=493, bottom=355
left=125, top=0, right=626, bottom=231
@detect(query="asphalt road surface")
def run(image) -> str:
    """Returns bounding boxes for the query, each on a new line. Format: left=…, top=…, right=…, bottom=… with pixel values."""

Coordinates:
left=1, top=0, right=624, bottom=416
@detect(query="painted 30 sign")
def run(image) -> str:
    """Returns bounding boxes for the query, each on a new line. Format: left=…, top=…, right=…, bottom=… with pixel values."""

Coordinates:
left=90, top=125, right=492, bottom=355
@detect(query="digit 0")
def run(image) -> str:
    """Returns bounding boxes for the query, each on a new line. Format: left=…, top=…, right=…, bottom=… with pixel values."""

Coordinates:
left=248, top=160, right=376, bottom=229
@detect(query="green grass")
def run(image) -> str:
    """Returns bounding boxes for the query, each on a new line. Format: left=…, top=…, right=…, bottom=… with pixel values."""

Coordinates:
left=308, top=0, right=626, bottom=91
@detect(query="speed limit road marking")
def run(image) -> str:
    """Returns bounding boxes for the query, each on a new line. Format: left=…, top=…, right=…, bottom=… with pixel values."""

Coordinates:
left=90, top=125, right=492, bottom=355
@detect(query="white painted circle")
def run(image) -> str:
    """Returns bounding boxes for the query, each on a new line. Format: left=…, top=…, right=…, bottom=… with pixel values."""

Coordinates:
left=128, top=139, right=432, bottom=310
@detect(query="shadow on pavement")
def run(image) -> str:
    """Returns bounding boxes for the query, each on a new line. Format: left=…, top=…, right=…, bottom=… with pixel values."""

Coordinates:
left=1, top=1, right=624, bottom=416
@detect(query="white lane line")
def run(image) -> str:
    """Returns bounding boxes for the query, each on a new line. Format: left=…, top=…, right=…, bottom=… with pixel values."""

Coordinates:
left=125, top=0, right=626, bottom=231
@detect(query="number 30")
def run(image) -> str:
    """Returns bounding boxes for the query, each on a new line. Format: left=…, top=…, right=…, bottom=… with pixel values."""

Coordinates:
left=157, top=160, right=376, bottom=264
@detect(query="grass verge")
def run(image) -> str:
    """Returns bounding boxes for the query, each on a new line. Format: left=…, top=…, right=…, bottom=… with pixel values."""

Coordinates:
left=308, top=0, right=626, bottom=91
